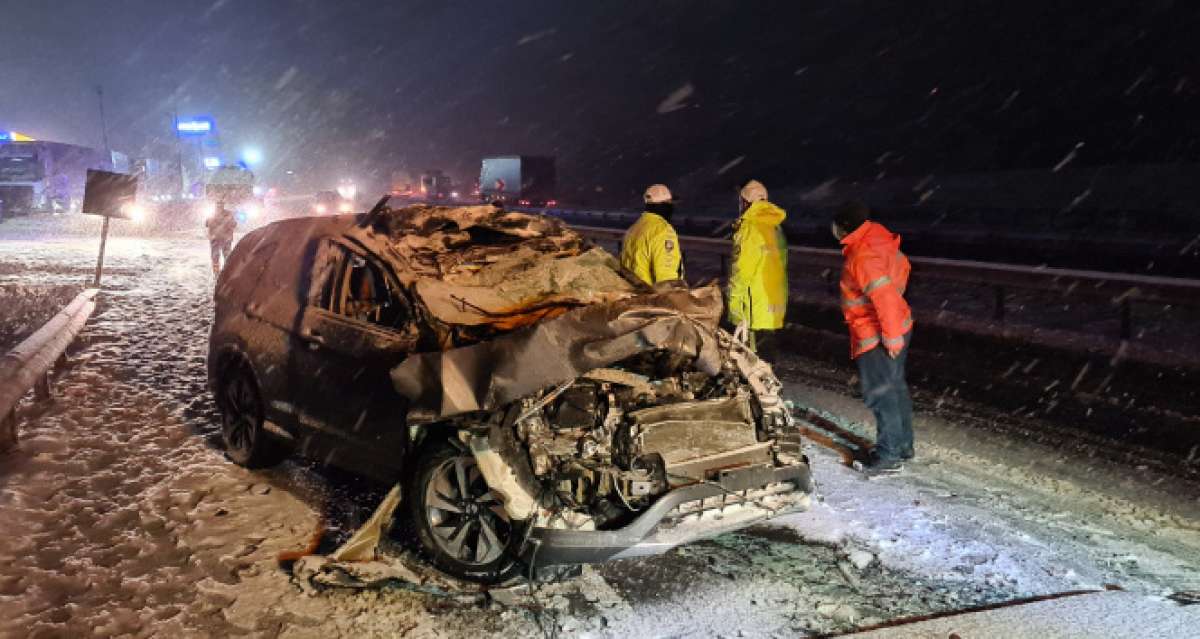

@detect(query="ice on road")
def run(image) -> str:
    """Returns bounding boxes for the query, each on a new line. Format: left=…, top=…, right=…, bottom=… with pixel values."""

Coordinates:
left=1, top=226, right=1198, bottom=638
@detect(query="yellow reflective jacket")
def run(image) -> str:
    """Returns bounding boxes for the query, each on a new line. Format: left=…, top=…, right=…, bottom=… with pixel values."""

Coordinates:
left=620, top=212, right=682, bottom=285
left=727, top=200, right=788, bottom=330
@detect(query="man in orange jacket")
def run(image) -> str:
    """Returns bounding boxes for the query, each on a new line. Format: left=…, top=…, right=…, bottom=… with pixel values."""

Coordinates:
left=832, top=201, right=914, bottom=476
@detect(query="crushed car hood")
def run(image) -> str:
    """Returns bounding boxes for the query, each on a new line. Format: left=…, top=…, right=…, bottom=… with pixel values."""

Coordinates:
left=368, top=205, right=638, bottom=332
left=391, top=285, right=725, bottom=419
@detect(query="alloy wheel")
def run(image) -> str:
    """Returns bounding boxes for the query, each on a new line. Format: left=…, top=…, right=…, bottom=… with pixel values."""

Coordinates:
left=424, top=455, right=512, bottom=566
left=222, top=372, right=260, bottom=460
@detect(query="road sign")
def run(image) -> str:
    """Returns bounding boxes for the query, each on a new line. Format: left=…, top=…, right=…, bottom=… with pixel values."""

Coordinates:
left=82, top=170, right=139, bottom=219
left=176, top=117, right=214, bottom=136
left=82, top=169, right=139, bottom=287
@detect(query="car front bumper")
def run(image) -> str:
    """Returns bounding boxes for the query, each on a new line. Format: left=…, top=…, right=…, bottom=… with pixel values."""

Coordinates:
left=523, top=462, right=813, bottom=567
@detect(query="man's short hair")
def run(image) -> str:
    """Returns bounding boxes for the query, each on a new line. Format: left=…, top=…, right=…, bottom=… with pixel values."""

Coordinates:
left=834, top=201, right=870, bottom=233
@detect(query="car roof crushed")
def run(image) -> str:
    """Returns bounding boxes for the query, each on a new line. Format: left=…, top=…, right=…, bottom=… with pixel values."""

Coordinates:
left=357, top=206, right=730, bottom=419
left=370, top=205, right=638, bottom=331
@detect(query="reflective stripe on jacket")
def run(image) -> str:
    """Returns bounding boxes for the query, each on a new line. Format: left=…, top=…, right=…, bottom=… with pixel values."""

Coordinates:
left=840, top=220, right=912, bottom=358
left=620, top=212, right=682, bottom=285
left=727, top=200, right=788, bottom=330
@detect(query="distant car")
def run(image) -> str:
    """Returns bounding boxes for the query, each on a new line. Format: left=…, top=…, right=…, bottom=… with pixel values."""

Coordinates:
left=313, top=190, right=353, bottom=215
left=207, top=204, right=812, bottom=583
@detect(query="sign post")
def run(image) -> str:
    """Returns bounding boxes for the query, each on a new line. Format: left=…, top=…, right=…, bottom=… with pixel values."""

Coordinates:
left=93, top=216, right=110, bottom=287
left=81, top=169, right=139, bottom=287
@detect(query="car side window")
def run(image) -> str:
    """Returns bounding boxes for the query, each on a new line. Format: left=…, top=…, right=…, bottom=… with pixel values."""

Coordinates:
left=310, top=240, right=412, bottom=331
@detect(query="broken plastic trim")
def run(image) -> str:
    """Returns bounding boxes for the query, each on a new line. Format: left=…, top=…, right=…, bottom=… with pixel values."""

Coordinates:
left=468, top=421, right=543, bottom=521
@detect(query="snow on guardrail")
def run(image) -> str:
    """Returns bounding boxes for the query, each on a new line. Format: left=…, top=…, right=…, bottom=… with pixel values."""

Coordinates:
left=0, top=288, right=98, bottom=452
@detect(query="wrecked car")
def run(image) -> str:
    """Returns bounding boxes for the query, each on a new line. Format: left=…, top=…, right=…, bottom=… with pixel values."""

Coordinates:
left=207, top=203, right=812, bottom=583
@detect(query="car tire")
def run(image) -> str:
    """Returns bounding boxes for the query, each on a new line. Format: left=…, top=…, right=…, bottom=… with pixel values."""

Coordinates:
left=407, top=439, right=528, bottom=584
left=218, top=362, right=285, bottom=468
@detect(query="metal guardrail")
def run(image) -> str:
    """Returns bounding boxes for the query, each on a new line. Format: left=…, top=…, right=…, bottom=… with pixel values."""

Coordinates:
left=0, top=288, right=98, bottom=452
left=572, top=224, right=1200, bottom=339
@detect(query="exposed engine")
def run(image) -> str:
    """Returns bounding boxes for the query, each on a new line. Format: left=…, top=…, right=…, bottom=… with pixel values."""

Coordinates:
left=483, top=329, right=798, bottom=531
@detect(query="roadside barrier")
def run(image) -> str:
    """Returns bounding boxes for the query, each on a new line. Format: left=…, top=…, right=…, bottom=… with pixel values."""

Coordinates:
left=572, top=224, right=1200, bottom=341
left=0, top=288, right=98, bottom=452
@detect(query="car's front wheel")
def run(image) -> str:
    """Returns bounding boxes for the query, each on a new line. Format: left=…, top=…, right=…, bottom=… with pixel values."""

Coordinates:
left=408, top=440, right=527, bottom=583
left=218, top=362, right=285, bottom=468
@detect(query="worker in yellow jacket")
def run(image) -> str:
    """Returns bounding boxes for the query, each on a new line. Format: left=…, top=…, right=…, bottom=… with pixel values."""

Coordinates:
left=728, top=180, right=788, bottom=359
left=620, top=184, right=683, bottom=285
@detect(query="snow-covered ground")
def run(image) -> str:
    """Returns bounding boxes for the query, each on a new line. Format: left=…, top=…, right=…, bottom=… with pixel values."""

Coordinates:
left=0, top=282, right=81, bottom=352
left=1, top=222, right=1198, bottom=638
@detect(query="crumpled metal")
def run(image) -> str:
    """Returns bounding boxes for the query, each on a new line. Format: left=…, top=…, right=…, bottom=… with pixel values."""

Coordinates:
left=391, top=284, right=725, bottom=419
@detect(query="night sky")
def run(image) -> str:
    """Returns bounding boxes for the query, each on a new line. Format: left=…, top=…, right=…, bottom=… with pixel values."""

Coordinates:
left=3, top=0, right=1199, bottom=206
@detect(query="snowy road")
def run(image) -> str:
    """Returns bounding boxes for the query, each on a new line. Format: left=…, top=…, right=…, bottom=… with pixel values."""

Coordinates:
left=1, top=225, right=1198, bottom=638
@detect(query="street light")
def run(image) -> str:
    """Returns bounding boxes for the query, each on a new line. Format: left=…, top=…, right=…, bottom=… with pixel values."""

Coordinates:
left=242, top=147, right=263, bottom=166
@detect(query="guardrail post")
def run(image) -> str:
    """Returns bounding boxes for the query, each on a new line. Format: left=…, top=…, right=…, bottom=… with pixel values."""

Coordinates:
left=34, top=372, right=53, bottom=401
left=1120, top=300, right=1133, bottom=340
left=825, top=271, right=837, bottom=297
left=993, top=285, right=1006, bottom=321
left=1, top=409, right=16, bottom=452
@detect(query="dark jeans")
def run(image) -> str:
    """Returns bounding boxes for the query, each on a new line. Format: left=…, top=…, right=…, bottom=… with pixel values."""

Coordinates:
left=855, top=333, right=914, bottom=462
left=210, top=238, right=232, bottom=270
left=751, top=329, right=779, bottom=363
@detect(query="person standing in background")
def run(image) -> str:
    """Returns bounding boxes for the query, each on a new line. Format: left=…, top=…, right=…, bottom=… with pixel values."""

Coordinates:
left=727, top=179, right=788, bottom=361
left=206, top=200, right=237, bottom=276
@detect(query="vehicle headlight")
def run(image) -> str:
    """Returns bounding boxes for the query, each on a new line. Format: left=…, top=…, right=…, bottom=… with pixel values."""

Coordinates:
left=200, top=202, right=216, bottom=219
left=315, top=203, right=327, bottom=214
left=242, top=203, right=261, bottom=219
left=338, top=201, right=353, bottom=213
left=123, top=203, right=147, bottom=223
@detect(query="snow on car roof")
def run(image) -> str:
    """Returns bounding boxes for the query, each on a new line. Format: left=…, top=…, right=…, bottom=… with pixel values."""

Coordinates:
left=369, top=204, right=639, bottom=329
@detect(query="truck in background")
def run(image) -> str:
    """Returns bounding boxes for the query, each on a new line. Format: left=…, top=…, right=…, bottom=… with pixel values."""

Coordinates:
left=0, top=141, right=129, bottom=218
left=132, top=158, right=178, bottom=203
left=390, top=171, right=416, bottom=199
left=419, top=169, right=454, bottom=200
left=479, top=155, right=556, bottom=207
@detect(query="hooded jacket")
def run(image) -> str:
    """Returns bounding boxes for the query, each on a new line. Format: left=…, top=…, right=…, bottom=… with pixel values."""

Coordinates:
left=727, top=200, right=788, bottom=330
left=620, top=211, right=682, bottom=285
left=839, top=220, right=912, bottom=358
left=206, top=207, right=237, bottom=243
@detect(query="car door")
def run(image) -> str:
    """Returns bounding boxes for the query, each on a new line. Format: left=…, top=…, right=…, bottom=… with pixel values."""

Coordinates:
left=289, top=238, right=420, bottom=478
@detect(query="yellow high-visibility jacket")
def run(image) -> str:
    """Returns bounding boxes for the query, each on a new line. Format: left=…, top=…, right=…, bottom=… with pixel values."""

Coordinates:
left=727, top=200, right=788, bottom=330
left=620, top=212, right=682, bottom=285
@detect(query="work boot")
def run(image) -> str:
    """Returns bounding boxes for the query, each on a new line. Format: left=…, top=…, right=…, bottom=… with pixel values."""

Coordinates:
left=866, top=446, right=914, bottom=463
left=853, top=457, right=904, bottom=477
